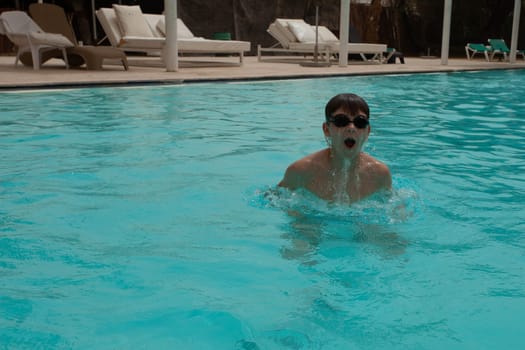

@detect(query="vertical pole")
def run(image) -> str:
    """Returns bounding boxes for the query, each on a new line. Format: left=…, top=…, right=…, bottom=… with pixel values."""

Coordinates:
left=314, top=5, right=319, bottom=63
left=440, top=0, right=452, bottom=65
left=339, top=0, right=350, bottom=67
left=165, top=0, right=178, bottom=72
left=509, top=0, right=521, bottom=63
left=92, top=0, right=97, bottom=41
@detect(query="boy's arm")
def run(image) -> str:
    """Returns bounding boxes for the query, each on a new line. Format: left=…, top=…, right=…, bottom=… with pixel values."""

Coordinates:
left=377, top=163, right=392, bottom=191
left=278, top=162, right=306, bottom=190
left=382, top=165, right=393, bottom=190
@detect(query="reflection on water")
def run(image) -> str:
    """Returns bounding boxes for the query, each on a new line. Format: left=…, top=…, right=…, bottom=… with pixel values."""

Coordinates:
left=280, top=212, right=409, bottom=264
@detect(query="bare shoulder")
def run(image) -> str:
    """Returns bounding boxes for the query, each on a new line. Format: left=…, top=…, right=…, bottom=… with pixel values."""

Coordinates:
left=279, top=149, right=328, bottom=189
left=361, top=153, right=392, bottom=189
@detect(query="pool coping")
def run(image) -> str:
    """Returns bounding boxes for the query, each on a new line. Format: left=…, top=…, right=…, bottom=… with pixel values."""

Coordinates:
left=1, top=55, right=525, bottom=91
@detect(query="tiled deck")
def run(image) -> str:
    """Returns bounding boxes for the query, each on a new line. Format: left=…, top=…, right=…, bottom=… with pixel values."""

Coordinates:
left=1, top=55, right=524, bottom=89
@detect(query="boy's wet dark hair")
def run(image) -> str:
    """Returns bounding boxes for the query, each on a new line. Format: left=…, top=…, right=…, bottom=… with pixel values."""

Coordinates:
left=325, top=93, right=370, bottom=121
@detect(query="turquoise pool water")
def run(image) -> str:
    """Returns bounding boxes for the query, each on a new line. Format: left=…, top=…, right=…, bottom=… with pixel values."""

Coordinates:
left=1, top=70, right=524, bottom=349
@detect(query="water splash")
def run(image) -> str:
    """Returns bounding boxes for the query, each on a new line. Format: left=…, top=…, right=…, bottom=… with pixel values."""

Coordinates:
left=251, top=176, right=422, bottom=226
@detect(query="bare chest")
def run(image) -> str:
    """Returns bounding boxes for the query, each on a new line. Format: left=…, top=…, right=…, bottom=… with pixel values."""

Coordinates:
left=305, top=171, right=378, bottom=202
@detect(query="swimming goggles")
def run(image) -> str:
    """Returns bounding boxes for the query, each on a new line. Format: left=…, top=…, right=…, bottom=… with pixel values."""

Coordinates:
left=328, top=114, right=369, bottom=129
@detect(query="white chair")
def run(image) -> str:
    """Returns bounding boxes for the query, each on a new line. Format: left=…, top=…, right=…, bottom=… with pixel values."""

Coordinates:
left=0, top=10, right=74, bottom=70
left=96, top=5, right=251, bottom=66
left=257, top=18, right=388, bottom=64
left=257, top=19, right=334, bottom=63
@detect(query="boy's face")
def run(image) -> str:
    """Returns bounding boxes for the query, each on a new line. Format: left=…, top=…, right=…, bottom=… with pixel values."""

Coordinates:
left=323, top=107, right=370, bottom=157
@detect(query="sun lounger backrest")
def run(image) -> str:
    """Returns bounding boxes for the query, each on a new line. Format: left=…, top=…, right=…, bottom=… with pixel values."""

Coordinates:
left=0, top=18, right=6, bottom=35
left=96, top=8, right=122, bottom=47
left=29, top=3, right=78, bottom=45
left=488, top=38, right=510, bottom=52
left=143, top=14, right=164, bottom=38
left=317, top=26, right=339, bottom=43
left=274, top=19, right=302, bottom=43
left=154, top=17, right=196, bottom=39
left=97, top=8, right=197, bottom=44
left=97, top=8, right=162, bottom=44
left=268, top=19, right=310, bottom=48
left=1, top=10, right=42, bottom=34
left=275, top=19, right=336, bottom=44
left=273, top=19, right=340, bottom=45
left=96, top=9, right=164, bottom=44
left=267, top=22, right=292, bottom=48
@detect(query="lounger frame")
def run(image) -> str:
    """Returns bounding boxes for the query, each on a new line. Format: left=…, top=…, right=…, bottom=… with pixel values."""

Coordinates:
left=465, top=43, right=490, bottom=61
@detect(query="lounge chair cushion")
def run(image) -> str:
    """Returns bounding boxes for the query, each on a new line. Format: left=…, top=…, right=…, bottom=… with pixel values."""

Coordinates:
left=274, top=19, right=300, bottom=43
left=467, top=43, right=489, bottom=52
left=288, top=21, right=316, bottom=43
left=318, top=26, right=339, bottom=43
left=267, top=22, right=292, bottom=47
left=154, top=17, right=165, bottom=36
left=177, top=19, right=195, bottom=39
left=144, top=14, right=164, bottom=37
left=156, top=17, right=195, bottom=39
left=28, top=31, right=74, bottom=47
left=113, top=4, right=154, bottom=38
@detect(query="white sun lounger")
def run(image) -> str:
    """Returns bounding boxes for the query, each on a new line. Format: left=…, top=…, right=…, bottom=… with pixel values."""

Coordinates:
left=0, top=10, right=73, bottom=70
left=257, top=20, right=334, bottom=62
left=257, top=18, right=387, bottom=64
left=96, top=6, right=250, bottom=65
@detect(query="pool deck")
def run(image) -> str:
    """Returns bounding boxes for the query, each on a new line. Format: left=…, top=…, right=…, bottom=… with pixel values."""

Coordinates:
left=1, top=54, right=524, bottom=89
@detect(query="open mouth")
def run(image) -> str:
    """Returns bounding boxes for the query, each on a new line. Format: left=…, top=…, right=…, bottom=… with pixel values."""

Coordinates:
left=344, top=138, right=356, bottom=148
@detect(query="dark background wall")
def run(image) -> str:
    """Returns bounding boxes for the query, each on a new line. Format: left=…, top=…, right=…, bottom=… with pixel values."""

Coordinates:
left=2, top=0, right=524, bottom=56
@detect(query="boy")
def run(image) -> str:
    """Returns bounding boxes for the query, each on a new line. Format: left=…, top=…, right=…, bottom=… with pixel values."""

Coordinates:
left=278, top=93, right=391, bottom=203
